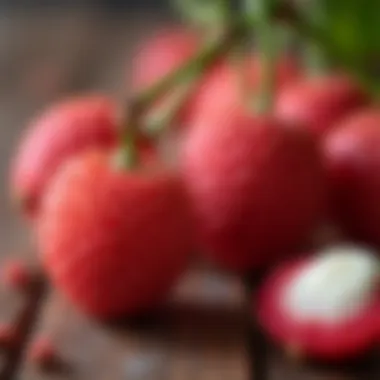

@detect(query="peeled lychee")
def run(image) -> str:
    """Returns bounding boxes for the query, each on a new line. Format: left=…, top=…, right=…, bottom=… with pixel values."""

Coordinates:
left=37, top=149, right=194, bottom=319
left=258, top=244, right=380, bottom=360
left=275, top=75, right=369, bottom=138
left=181, top=105, right=326, bottom=272
left=324, top=108, right=380, bottom=246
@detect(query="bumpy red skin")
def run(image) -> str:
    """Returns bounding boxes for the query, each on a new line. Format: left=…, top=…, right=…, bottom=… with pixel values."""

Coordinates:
left=324, top=109, right=380, bottom=246
left=257, top=258, right=380, bottom=360
left=189, top=56, right=300, bottom=127
left=37, top=150, right=194, bottom=319
left=181, top=106, right=326, bottom=272
left=10, top=96, right=118, bottom=218
left=275, top=75, right=369, bottom=138
left=131, top=27, right=199, bottom=126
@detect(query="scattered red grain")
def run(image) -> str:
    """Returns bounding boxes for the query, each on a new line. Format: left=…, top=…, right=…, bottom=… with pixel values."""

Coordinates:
left=28, top=336, right=57, bottom=369
left=2, top=260, right=32, bottom=292
left=0, top=323, right=18, bottom=348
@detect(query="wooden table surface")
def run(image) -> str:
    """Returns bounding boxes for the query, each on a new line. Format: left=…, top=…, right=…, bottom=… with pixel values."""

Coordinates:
left=0, top=8, right=378, bottom=380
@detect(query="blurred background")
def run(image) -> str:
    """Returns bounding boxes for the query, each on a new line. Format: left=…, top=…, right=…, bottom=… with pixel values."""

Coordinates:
left=0, top=0, right=172, bottom=250
left=0, top=0, right=168, bottom=9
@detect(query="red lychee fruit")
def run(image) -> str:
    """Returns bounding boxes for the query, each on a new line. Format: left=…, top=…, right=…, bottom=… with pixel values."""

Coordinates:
left=275, top=75, right=369, bottom=138
left=324, top=108, right=380, bottom=246
left=37, top=149, right=194, bottom=319
left=258, top=244, right=380, bottom=360
left=189, top=55, right=300, bottom=127
left=180, top=105, right=326, bottom=272
left=10, top=95, right=118, bottom=219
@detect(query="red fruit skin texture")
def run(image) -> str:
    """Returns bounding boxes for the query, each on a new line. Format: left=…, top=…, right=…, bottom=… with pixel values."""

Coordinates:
left=258, top=259, right=380, bottom=360
left=131, top=27, right=199, bottom=126
left=324, top=109, right=380, bottom=246
left=181, top=106, right=326, bottom=272
left=189, top=56, right=300, bottom=127
left=11, top=95, right=118, bottom=218
left=37, top=150, right=194, bottom=319
left=275, top=75, right=369, bottom=139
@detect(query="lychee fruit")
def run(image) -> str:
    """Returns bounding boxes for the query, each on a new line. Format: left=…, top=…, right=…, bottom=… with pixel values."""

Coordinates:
left=324, top=108, right=380, bottom=246
left=10, top=95, right=118, bottom=218
left=275, top=75, right=369, bottom=138
left=257, top=244, right=380, bottom=360
left=37, top=149, right=194, bottom=319
left=180, top=105, right=326, bottom=272
left=189, top=55, right=300, bottom=127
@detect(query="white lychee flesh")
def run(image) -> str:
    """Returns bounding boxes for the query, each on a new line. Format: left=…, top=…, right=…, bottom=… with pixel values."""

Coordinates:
left=283, top=244, right=380, bottom=324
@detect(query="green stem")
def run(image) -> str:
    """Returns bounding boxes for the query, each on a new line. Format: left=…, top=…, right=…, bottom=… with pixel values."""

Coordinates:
left=230, top=41, right=253, bottom=111
left=254, top=0, right=276, bottom=114
left=144, top=77, right=197, bottom=135
left=303, top=42, right=328, bottom=76
left=300, top=0, right=329, bottom=76
left=132, top=17, right=248, bottom=111
left=172, top=0, right=232, bottom=32
left=116, top=106, right=142, bottom=170
left=117, top=15, right=249, bottom=169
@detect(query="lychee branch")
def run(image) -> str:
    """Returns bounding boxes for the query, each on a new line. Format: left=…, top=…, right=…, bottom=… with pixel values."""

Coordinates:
left=172, top=0, right=233, bottom=32
left=128, top=1, right=376, bottom=130
left=118, top=15, right=251, bottom=168
left=296, top=0, right=330, bottom=76
left=120, top=0, right=378, bottom=169
left=145, top=78, right=197, bottom=135
left=252, top=0, right=276, bottom=114
left=131, top=16, right=249, bottom=112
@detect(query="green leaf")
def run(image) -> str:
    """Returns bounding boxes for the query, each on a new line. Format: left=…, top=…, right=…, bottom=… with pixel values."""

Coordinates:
left=317, top=0, right=380, bottom=65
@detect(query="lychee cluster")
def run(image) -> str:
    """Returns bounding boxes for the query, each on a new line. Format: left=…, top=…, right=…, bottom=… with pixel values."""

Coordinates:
left=6, top=3, right=380, bottom=366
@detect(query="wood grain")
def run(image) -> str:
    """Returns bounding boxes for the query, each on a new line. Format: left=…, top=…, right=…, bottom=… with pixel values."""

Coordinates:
left=18, top=268, right=247, bottom=380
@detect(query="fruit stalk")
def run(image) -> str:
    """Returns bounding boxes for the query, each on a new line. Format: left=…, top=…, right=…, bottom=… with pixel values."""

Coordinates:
left=131, top=16, right=249, bottom=112
left=119, top=15, right=250, bottom=167
left=253, top=0, right=276, bottom=114
left=145, top=77, right=197, bottom=135
left=172, top=0, right=232, bottom=32
left=300, top=0, right=329, bottom=75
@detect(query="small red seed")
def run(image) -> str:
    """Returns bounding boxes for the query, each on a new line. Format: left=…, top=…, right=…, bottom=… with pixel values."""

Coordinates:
left=0, top=323, right=18, bottom=347
left=28, top=336, right=57, bottom=368
left=2, top=260, right=32, bottom=292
